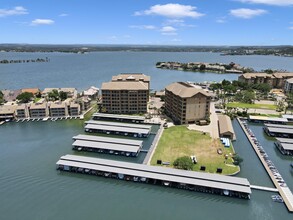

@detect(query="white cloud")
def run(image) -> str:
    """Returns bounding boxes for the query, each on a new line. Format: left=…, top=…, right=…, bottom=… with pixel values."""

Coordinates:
left=289, top=26, right=293, bottom=30
left=161, top=26, right=177, bottom=32
left=134, top=3, right=204, bottom=18
left=230, top=8, right=267, bottom=19
left=171, top=38, right=182, bottom=42
left=129, top=25, right=156, bottom=30
left=216, top=19, right=227, bottom=23
left=161, top=26, right=177, bottom=35
left=59, top=13, right=69, bottom=17
left=239, top=0, right=293, bottom=6
left=31, top=19, right=54, bottom=26
left=0, top=6, right=28, bottom=17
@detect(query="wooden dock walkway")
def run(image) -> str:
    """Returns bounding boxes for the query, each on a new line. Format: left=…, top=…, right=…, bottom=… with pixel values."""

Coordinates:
left=237, top=118, right=293, bottom=212
left=250, top=185, right=278, bottom=192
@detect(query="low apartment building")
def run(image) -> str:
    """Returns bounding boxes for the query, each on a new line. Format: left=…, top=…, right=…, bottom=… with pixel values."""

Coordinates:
left=165, top=82, right=211, bottom=125
left=49, top=102, right=68, bottom=117
left=238, top=72, right=293, bottom=88
left=0, top=105, right=17, bottom=121
left=238, top=73, right=275, bottom=87
left=101, top=81, right=149, bottom=114
left=16, top=104, right=29, bottom=118
left=42, top=88, right=77, bottom=99
left=29, top=102, right=49, bottom=118
left=68, top=103, right=80, bottom=116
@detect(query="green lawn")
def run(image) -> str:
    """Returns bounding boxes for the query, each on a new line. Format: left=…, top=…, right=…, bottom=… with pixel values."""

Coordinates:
left=227, top=102, right=276, bottom=110
left=150, top=126, right=240, bottom=175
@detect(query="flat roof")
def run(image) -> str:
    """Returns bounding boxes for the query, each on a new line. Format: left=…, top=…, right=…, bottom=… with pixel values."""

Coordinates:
left=57, top=155, right=251, bottom=194
left=265, top=124, right=293, bottom=129
left=276, top=138, right=293, bottom=144
left=249, top=115, right=288, bottom=122
left=73, top=134, right=143, bottom=146
left=267, top=127, right=293, bottom=134
left=278, top=143, right=293, bottom=151
left=85, top=124, right=150, bottom=135
left=85, top=120, right=152, bottom=130
left=93, top=113, right=145, bottom=121
left=282, top=115, right=293, bottom=120
left=72, top=140, right=140, bottom=153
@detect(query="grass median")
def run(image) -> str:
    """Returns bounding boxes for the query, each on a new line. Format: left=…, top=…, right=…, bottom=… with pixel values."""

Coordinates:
left=226, top=102, right=276, bottom=110
left=150, top=125, right=240, bottom=175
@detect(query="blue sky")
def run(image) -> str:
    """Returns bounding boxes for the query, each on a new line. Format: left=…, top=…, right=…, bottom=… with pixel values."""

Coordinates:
left=0, top=0, right=293, bottom=45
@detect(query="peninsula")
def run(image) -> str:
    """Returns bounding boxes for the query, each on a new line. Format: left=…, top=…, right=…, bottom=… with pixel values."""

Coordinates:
left=156, top=61, right=254, bottom=74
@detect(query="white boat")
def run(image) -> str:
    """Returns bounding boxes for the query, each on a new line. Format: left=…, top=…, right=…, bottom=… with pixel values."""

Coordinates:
left=43, top=117, right=48, bottom=121
left=271, top=195, right=283, bottom=203
left=223, top=189, right=230, bottom=196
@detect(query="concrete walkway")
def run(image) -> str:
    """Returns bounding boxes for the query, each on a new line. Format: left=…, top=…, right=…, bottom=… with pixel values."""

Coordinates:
left=188, top=102, right=219, bottom=139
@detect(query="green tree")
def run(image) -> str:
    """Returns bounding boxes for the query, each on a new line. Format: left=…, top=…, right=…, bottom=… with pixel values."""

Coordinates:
left=286, top=93, right=293, bottom=110
left=232, top=154, right=243, bottom=166
left=59, top=91, right=68, bottom=101
left=242, top=91, right=255, bottom=104
left=276, top=99, right=285, bottom=112
left=173, top=156, right=194, bottom=170
left=16, top=92, right=34, bottom=103
left=48, top=89, right=59, bottom=101
left=199, top=64, right=206, bottom=71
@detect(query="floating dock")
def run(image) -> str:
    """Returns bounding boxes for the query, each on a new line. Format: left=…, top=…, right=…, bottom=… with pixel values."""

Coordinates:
left=264, top=123, right=293, bottom=138
left=92, top=113, right=145, bottom=123
left=237, top=118, right=293, bottom=212
left=56, top=154, right=251, bottom=199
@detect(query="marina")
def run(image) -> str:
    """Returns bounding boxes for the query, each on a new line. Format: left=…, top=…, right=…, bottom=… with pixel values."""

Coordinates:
left=237, top=118, right=293, bottom=212
left=56, top=154, right=251, bottom=199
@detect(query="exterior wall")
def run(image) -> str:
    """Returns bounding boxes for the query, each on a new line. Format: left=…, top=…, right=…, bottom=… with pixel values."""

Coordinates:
left=29, top=108, right=49, bottom=118
left=186, top=94, right=210, bottom=123
left=165, top=89, right=210, bottom=125
left=102, top=89, right=148, bottom=114
left=50, top=107, right=67, bottom=117
left=284, top=81, right=293, bottom=93
left=69, top=106, right=80, bottom=116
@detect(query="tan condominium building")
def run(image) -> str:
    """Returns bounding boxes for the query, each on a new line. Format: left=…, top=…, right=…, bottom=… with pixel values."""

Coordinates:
left=165, top=82, right=211, bottom=125
left=238, top=72, right=293, bottom=88
left=49, top=102, right=68, bottom=117
left=101, top=80, right=149, bottom=114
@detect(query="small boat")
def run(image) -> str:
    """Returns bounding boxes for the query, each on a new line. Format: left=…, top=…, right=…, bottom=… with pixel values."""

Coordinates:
left=271, top=195, right=283, bottom=203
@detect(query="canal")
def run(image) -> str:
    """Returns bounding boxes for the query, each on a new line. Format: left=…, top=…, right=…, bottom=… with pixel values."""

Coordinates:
left=0, top=120, right=292, bottom=220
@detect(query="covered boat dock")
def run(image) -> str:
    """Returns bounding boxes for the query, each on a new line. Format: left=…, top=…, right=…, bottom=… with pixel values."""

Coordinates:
left=92, top=113, right=145, bottom=123
left=275, top=138, right=293, bottom=155
left=84, top=124, right=150, bottom=138
left=56, top=155, right=251, bottom=199
left=264, top=124, right=293, bottom=138
left=249, top=115, right=288, bottom=124
left=85, top=120, right=152, bottom=130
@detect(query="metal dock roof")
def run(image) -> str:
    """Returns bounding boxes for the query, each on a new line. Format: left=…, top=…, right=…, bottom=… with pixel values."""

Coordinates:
left=58, top=154, right=251, bottom=193
left=93, top=113, right=145, bottom=121
left=249, top=115, right=288, bottom=122
left=267, top=127, right=293, bottom=134
left=85, top=120, right=152, bottom=130
left=72, top=140, right=140, bottom=153
left=85, top=124, right=150, bottom=135
left=276, top=138, right=293, bottom=144
left=265, top=124, right=293, bottom=129
left=277, top=143, right=293, bottom=151
left=73, top=134, right=143, bottom=147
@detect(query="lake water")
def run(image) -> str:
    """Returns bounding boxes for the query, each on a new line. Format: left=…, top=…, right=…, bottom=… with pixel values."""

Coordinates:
left=0, top=52, right=293, bottom=219
left=1, top=52, right=293, bottom=91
